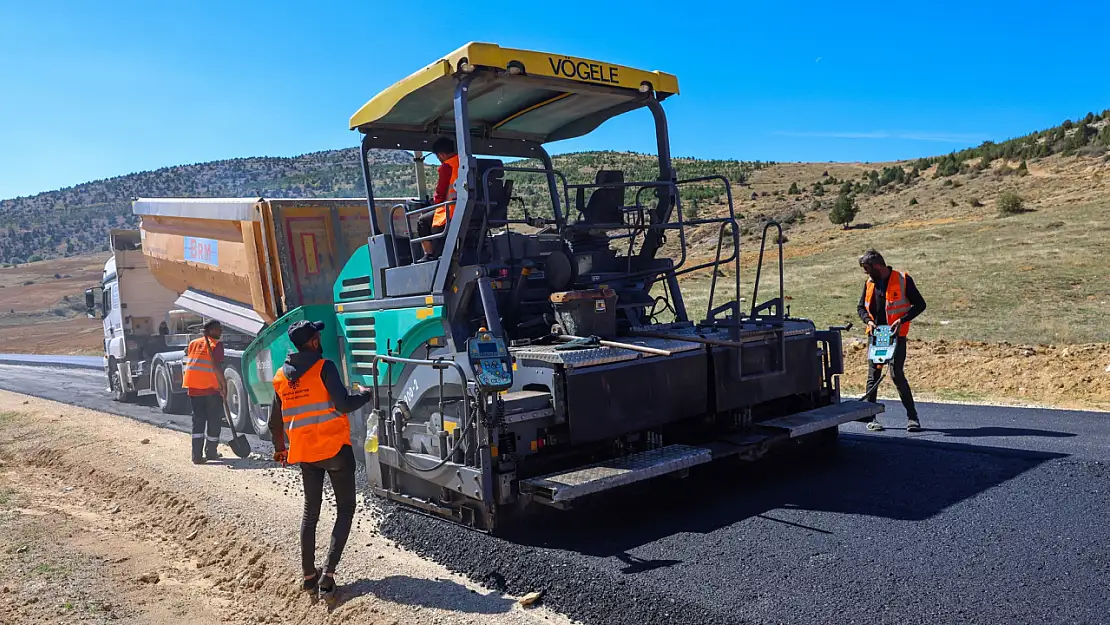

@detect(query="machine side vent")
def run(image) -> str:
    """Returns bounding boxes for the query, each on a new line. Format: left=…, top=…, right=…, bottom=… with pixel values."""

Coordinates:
left=343, top=314, right=377, bottom=377
left=339, top=275, right=373, bottom=300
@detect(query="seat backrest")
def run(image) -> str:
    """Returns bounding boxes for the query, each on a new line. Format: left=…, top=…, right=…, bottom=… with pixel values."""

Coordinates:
left=474, top=158, right=508, bottom=226
left=583, top=170, right=624, bottom=225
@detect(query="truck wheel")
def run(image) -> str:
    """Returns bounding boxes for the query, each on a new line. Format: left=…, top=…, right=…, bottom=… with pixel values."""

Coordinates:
left=249, top=403, right=272, bottom=441
left=154, top=362, right=188, bottom=415
left=223, top=367, right=252, bottom=434
left=108, top=360, right=138, bottom=403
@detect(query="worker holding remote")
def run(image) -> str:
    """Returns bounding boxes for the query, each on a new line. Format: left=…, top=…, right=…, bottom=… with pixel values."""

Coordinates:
left=857, top=249, right=927, bottom=432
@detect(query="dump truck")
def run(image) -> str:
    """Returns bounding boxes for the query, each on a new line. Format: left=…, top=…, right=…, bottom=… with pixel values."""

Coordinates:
left=128, top=42, right=881, bottom=532
left=87, top=198, right=407, bottom=438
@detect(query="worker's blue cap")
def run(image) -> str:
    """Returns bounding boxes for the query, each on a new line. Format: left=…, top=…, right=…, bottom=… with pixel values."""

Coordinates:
left=288, top=320, right=325, bottom=347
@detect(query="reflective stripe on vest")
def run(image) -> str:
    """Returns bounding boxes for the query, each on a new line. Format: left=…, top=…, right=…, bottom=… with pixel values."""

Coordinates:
left=431, top=154, right=460, bottom=229
left=273, top=359, right=350, bottom=464
left=182, top=337, right=220, bottom=390
left=865, top=270, right=912, bottom=337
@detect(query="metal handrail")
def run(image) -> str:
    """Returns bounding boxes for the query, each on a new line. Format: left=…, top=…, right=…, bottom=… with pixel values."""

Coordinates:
left=387, top=200, right=455, bottom=264
left=749, top=221, right=786, bottom=323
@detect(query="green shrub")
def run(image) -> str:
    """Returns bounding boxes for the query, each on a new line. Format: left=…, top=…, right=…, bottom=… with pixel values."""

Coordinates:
left=683, top=198, right=699, bottom=220
left=997, top=191, right=1025, bottom=215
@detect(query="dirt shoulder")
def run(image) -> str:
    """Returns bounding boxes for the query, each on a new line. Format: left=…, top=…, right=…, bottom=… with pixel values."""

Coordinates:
left=841, top=338, right=1110, bottom=411
left=0, top=393, right=567, bottom=625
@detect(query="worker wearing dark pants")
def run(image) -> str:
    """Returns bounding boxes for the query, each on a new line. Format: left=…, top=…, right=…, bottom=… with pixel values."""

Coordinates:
left=269, top=320, right=372, bottom=602
left=299, top=445, right=357, bottom=582
left=182, top=320, right=226, bottom=463
left=857, top=249, right=926, bottom=432
left=190, top=395, right=224, bottom=460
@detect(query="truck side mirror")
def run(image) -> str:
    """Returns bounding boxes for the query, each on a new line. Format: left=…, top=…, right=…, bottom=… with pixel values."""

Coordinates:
left=85, top=288, right=96, bottom=318
left=85, top=286, right=104, bottom=319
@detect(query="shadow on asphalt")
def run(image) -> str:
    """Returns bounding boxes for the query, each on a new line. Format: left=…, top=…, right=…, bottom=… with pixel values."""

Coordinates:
left=923, top=426, right=1077, bottom=438
left=331, top=575, right=516, bottom=613
left=502, top=433, right=1068, bottom=559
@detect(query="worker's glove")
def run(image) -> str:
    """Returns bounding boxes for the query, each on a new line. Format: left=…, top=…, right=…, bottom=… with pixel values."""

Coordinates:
left=272, top=450, right=288, bottom=465
left=360, top=389, right=373, bottom=400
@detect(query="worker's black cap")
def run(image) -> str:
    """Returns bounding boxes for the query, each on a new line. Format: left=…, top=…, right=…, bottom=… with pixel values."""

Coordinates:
left=288, top=320, right=325, bottom=347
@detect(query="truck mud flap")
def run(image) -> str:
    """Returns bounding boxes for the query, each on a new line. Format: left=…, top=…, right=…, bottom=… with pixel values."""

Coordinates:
left=758, top=400, right=883, bottom=438
left=520, top=444, right=712, bottom=505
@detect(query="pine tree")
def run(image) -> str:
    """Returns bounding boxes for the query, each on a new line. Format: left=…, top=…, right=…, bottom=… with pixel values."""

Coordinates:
left=829, top=194, right=858, bottom=229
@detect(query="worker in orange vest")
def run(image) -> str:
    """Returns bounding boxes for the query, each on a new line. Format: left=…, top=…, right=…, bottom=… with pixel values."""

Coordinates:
left=182, top=319, right=227, bottom=463
left=857, top=249, right=927, bottom=432
left=415, top=137, right=459, bottom=262
left=268, top=320, right=372, bottom=603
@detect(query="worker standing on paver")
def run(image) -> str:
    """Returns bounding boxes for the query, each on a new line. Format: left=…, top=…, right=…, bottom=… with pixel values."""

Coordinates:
left=416, top=137, right=459, bottom=262
left=269, top=320, right=372, bottom=604
left=857, top=249, right=926, bottom=432
left=182, top=319, right=226, bottom=464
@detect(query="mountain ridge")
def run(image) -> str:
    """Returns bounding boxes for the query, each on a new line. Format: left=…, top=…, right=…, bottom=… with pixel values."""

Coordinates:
left=3, top=108, right=1108, bottom=265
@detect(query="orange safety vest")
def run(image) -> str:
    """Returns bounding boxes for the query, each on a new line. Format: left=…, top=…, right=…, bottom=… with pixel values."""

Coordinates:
left=273, top=359, right=350, bottom=464
left=182, top=337, right=220, bottom=390
left=431, top=154, right=460, bottom=229
left=865, top=269, right=913, bottom=337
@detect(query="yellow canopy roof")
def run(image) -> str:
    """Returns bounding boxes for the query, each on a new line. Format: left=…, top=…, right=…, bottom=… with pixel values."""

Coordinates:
left=349, top=42, right=679, bottom=144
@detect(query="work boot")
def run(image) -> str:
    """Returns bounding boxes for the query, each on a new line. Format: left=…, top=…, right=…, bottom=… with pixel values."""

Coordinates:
left=191, top=437, right=205, bottom=464
left=906, top=419, right=922, bottom=432
left=319, top=574, right=337, bottom=606
left=204, top=444, right=222, bottom=461
left=866, top=420, right=885, bottom=432
left=302, top=568, right=321, bottom=592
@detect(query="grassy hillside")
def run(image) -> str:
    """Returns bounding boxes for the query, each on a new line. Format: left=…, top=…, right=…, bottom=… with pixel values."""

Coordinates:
left=675, top=154, right=1110, bottom=346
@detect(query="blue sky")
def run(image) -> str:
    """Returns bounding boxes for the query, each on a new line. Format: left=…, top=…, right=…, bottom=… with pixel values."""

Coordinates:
left=1, top=0, right=1108, bottom=199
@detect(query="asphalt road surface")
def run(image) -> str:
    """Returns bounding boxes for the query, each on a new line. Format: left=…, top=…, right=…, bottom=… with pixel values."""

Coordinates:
left=1, top=361, right=1107, bottom=625
left=0, top=353, right=102, bottom=369
left=0, top=363, right=270, bottom=449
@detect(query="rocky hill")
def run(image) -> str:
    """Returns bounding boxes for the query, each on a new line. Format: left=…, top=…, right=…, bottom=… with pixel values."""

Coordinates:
left=0, top=148, right=411, bottom=264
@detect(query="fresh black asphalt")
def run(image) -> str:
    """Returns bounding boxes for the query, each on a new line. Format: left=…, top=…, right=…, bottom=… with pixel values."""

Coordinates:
left=2, top=362, right=1107, bottom=625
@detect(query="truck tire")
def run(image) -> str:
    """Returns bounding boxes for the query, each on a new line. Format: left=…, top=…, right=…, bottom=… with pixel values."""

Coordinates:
left=249, top=403, right=272, bottom=441
left=154, top=361, right=188, bottom=415
left=223, top=366, right=252, bottom=434
left=108, top=360, right=138, bottom=404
